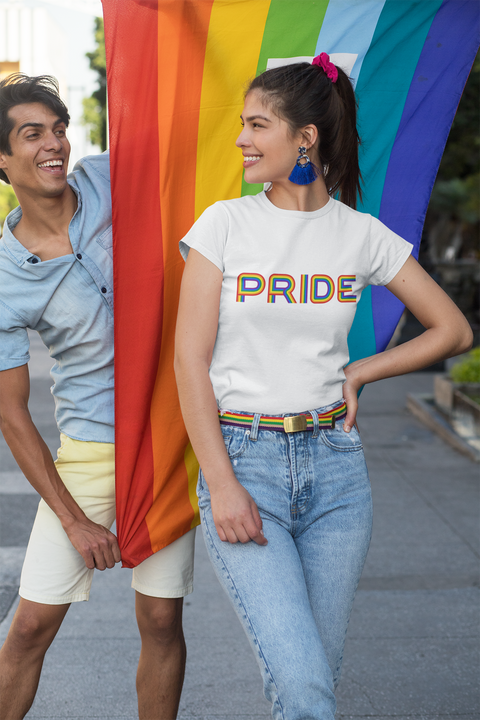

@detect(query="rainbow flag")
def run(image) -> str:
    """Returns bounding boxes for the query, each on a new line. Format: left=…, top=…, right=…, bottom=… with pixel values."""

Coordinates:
left=103, top=0, right=479, bottom=567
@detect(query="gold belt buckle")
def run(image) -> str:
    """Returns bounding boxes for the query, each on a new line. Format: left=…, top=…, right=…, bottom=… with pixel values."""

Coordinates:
left=283, top=414, right=307, bottom=433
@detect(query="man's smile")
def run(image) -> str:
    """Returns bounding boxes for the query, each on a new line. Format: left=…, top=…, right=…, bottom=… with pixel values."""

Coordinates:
left=37, top=159, right=65, bottom=174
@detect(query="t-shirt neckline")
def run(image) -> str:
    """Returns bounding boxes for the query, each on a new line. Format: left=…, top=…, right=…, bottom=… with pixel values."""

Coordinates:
left=257, top=190, right=335, bottom=219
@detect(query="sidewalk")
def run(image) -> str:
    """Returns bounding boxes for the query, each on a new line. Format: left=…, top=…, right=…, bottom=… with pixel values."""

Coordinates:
left=0, top=335, right=479, bottom=719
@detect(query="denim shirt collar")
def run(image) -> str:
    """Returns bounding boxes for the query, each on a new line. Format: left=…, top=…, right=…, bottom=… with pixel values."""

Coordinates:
left=1, top=181, right=81, bottom=267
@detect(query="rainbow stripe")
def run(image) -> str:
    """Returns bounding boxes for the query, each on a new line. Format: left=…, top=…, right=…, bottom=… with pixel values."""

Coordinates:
left=103, top=0, right=479, bottom=566
left=300, top=274, right=309, bottom=304
left=338, top=275, right=357, bottom=303
left=311, top=275, right=335, bottom=304
left=267, top=274, right=296, bottom=304
left=236, top=273, right=266, bottom=302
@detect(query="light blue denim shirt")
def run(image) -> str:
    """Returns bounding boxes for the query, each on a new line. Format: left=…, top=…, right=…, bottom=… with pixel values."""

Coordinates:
left=0, top=152, right=114, bottom=442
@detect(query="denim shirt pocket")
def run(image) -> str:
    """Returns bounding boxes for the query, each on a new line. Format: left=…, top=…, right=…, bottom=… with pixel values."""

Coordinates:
left=96, top=225, right=113, bottom=258
left=321, top=422, right=363, bottom=452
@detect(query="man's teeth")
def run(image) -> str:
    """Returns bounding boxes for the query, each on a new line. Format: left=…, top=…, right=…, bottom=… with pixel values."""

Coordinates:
left=38, top=160, right=63, bottom=168
left=244, top=156, right=261, bottom=161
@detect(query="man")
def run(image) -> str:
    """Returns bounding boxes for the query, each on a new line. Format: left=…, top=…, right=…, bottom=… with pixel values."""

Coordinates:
left=0, top=74, right=195, bottom=720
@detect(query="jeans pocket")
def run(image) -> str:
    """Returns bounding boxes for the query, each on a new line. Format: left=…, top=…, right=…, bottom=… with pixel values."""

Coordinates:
left=221, top=427, right=250, bottom=459
left=196, top=469, right=211, bottom=509
left=321, top=422, right=363, bottom=452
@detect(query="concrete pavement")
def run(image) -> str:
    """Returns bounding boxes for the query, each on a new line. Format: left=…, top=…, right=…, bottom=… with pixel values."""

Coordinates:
left=0, top=334, right=479, bottom=719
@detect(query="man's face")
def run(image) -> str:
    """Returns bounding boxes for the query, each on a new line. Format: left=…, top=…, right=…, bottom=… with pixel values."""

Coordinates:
left=0, top=102, right=70, bottom=200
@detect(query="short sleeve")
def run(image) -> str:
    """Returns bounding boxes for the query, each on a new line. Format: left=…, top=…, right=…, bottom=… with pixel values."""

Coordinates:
left=0, top=301, right=30, bottom=371
left=367, top=216, right=413, bottom=286
left=179, top=202, right=229, bottom=272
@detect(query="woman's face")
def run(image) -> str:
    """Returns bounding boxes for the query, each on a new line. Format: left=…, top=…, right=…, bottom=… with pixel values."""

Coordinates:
left=236, top=90, right=304, bottom=185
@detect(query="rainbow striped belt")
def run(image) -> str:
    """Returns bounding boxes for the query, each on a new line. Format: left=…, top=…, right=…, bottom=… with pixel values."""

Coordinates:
left=218, top=402, right=347, bottom=434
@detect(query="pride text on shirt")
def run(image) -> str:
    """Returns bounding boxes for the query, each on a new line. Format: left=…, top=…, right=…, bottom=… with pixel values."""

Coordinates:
left=236, top=273, right=357, bottom=304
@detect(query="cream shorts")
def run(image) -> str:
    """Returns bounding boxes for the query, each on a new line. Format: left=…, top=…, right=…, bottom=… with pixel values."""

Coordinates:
left=19, top=434, right=195, bottom=605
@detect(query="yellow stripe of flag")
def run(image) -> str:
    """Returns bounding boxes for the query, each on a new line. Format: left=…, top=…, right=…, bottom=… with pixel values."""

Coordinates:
left=195, top=0, right=272, bottom=218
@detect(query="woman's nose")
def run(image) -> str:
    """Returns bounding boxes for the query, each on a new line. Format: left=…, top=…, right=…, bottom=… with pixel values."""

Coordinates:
left=235, top=126, right=249, bottom=147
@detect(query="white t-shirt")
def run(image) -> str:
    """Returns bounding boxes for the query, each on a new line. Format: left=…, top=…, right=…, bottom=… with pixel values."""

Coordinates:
left=180, top=191, right=412, bottom=414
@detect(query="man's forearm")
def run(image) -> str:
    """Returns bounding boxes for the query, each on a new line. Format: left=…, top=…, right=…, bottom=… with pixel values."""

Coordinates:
left=0, top=406, right=88, bottom=527
left=0, top=405, right=121, bottom=569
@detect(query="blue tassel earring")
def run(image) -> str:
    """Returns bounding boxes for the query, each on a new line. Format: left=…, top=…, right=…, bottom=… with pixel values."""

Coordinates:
left=288, top=146, right=318, bottom=185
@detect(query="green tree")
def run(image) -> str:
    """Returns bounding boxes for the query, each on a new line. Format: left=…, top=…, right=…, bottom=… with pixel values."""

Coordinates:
left=436, top=52, right=480, bottom=182
left=426, top=52, right=480, bottom=262
left=82, top=17, right=107, bottom=151
left=0, top=181, right=18, bottom=231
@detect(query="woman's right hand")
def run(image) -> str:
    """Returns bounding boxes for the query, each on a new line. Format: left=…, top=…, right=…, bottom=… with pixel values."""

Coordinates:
left=210, top=480, right=268, bottom=545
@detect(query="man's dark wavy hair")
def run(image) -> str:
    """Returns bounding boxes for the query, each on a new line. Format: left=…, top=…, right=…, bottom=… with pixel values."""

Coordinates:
left=0, top=74, right=70, bottom=184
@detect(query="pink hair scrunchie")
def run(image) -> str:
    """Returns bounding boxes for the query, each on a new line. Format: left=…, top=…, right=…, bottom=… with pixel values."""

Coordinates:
left=312, top=52, right=338, bottom=83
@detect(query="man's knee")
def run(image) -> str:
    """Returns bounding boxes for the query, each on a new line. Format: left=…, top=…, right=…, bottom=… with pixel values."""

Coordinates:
left=135, top=594, right=184, bottom=645
left=3, top=600, right=69, bottom=658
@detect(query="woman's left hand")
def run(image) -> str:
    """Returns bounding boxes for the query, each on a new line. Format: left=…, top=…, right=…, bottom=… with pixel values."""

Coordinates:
left=341, top=255, right=473, bottom=432
left=342, top=363, right=362, bottom=432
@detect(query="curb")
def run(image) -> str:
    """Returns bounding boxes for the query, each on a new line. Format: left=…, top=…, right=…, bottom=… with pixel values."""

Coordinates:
left=406, top=393, right=480, bottom=463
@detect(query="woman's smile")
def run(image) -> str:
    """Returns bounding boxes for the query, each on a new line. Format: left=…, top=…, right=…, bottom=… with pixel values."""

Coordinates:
left=242, top=154, right=262, bottom=168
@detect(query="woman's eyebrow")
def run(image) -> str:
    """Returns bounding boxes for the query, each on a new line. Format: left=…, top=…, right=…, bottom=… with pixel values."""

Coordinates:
left=240, top=115, right=272, bottom=123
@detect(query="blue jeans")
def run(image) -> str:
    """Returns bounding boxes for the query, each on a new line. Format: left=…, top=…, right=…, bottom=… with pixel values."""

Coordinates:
left=197, top=402, right=373, bottom=720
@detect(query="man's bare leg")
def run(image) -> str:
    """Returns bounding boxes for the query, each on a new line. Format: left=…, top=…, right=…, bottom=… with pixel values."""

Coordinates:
left=135, top=593, right=186, bottom=720
left=0, top=598, right=70, bottom=720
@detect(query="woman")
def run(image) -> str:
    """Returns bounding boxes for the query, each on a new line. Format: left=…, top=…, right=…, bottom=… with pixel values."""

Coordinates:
left=174, top=55, right=472, bottom=719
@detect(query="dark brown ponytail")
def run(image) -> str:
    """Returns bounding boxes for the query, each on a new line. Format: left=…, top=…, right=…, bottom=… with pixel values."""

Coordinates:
left=247, top=62, right=362, bottom=209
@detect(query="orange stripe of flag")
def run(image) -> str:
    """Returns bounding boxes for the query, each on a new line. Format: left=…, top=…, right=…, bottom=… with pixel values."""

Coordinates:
left=146, top=0, right=215, bottom=548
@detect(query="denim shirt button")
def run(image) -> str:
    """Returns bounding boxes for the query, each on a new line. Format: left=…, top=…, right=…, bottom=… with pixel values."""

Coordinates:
left=76, top=253, right=82, bottom=260
left=101, top=286, right=107, bottom=293
left=31, top=257, right=39, bottom=264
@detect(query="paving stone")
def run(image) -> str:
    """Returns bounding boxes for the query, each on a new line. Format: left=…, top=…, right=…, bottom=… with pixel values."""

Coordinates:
left=337, top=637, right=480, bottom=715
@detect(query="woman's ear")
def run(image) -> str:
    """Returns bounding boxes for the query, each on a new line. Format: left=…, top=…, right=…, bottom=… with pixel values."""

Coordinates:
left=301, top=124, right=318, bottom=151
